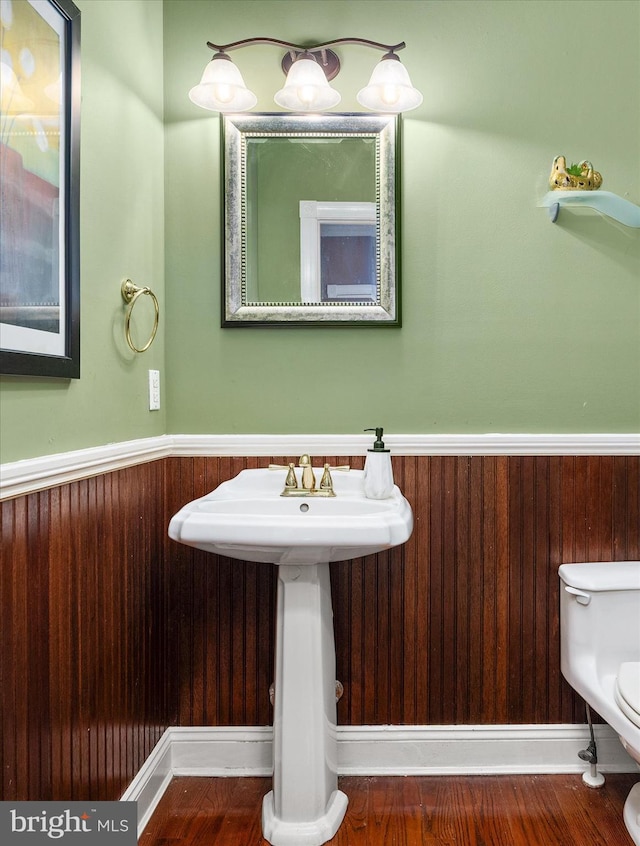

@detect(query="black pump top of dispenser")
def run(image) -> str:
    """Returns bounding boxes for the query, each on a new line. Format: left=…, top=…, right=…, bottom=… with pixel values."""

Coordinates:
left=364, top=427, right=390, bottom=452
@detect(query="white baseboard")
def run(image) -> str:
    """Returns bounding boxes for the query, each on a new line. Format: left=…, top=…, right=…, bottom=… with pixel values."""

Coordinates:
left=3, top=433, right=639, bottom=500
left=122, top=723, right=639, bottom=837
left=120, top=730, right=174, bottom=837
left=336, top=724, right=637, bottom=776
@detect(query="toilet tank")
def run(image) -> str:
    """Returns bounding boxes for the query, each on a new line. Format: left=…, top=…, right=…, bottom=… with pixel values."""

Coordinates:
left=559, top=561, right=640, bottom=683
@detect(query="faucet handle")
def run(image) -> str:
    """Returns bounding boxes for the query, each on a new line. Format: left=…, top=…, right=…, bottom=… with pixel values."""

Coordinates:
left=269, top=462, right=299, bottom=489
left=319, top=464, right=334, bottom=492
left=295, top=456, right=349, bottom=472
left=318, top=463, right=350, bottom=494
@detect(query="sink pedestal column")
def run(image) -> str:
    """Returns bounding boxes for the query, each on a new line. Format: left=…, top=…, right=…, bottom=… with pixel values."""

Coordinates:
left=262, top=562, right=348, bottom=846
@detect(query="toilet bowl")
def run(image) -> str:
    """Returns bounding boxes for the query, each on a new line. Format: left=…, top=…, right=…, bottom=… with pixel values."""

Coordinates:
left=616, top=664, right=640, bottom=733
left=559, top=561, right=640, bottom=846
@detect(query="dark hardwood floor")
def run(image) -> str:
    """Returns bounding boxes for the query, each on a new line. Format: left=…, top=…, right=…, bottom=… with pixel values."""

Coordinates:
left=139, top=773, right=638, bottom=845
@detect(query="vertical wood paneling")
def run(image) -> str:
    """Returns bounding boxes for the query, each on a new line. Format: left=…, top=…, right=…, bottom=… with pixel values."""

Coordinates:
left=161, top=456, right=280, bottom=729
left=1, top=460, right=167, bottom=802
left=427, top=456, right=444, bottom=724
left=1, top=453, right=638, bottom=803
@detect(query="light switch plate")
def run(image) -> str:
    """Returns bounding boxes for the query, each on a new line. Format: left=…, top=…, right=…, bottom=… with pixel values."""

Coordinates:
left=148, top=369, right=160, bottom=410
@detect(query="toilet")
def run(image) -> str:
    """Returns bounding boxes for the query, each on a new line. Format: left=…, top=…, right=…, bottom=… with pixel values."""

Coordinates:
left=559, top=561, right=640, bottom=846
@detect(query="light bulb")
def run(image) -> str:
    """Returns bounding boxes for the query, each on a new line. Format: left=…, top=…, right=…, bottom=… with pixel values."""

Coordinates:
left=298, top=85, right=316, bottom=106
left=213, top=83, right=233, bottom=104
left=381, top=85, right=400, bottom=106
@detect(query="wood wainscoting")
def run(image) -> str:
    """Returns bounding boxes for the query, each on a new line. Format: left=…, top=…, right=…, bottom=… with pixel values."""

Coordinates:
left=1, top=460, right=169, bottom=801
left=164, top=455, right=639, bottom=729
left=1, top=453, right=638, bottom=801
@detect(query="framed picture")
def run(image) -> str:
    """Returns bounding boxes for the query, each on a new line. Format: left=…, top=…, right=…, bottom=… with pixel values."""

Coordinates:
left=0, top=0, right=80, bottom=378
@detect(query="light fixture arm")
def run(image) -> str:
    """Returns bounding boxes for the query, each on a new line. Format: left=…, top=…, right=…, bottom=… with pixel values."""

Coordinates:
left=205, top=37, right=406, bottom=55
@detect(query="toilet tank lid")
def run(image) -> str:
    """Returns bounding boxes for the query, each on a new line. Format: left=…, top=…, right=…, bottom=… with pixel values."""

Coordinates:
left=559, top=561, right=640, bottom=592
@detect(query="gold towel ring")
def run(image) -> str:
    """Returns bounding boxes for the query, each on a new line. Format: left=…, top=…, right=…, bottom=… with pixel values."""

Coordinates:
left=121, top=279, right=159, bottom=353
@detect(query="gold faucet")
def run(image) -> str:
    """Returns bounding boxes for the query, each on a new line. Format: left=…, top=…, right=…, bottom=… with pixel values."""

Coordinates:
left=269, top=455, right=350, bottom=497
left=299, top=453, right=316, bottom=490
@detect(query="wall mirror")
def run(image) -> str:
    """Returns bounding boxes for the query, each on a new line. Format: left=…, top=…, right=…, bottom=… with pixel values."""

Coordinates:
left=222, top=113, right=399, bottom=326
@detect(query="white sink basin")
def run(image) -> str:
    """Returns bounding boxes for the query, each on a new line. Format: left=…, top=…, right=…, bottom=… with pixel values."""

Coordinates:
left=169, top=464, right=413, bottom=846
left=168, top=466, right=413, bottom=564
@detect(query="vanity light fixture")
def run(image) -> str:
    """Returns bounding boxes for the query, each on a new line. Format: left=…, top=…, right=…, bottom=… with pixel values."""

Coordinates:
left=189, top=37, right=423, bottom=114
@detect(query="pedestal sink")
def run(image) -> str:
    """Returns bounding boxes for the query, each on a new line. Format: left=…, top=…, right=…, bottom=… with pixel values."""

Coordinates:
left=169, top=464, right=413, bottom=846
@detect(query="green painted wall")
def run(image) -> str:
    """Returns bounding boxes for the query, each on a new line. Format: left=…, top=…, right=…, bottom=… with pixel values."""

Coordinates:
left=0, top=0, right=165, bottom=463
left=164, top=0, right=639, bottom=436
left=2, top=0, right=638, bottom=464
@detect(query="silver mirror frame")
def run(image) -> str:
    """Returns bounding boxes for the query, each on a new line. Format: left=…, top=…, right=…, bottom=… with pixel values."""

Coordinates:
left=222, top=113, right=399, bottom=326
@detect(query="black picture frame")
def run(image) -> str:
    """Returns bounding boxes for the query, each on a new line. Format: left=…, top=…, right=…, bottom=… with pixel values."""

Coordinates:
left=0, top=0, right=81, bottom=378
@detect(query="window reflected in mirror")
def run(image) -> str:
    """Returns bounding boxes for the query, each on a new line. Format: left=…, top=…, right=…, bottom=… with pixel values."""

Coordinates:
left=300, top=201, right=377, bottom=304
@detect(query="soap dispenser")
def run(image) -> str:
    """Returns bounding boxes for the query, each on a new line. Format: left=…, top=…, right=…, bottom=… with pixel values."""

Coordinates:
left=363, top=427, right=394, bottom=499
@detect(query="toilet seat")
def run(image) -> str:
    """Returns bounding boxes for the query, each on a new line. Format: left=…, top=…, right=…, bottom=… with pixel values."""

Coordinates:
left=615, top=662, right=640, bottom=728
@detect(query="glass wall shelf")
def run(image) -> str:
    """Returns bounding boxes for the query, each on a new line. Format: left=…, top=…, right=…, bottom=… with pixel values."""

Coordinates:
left=540, top=190, right=640, bottom=228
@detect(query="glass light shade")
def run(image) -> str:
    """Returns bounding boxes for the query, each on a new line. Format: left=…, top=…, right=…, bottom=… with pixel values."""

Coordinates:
left=189, top=55, right=257, bottom=112
left=274, top=56, right=341, bottom=112
left=357, top=56, right=423, bottom=113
